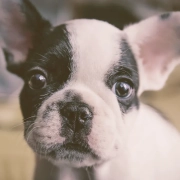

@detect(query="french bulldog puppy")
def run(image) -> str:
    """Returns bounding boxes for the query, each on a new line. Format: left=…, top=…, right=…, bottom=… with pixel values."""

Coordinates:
left=1, top=0, right=180, bottom=179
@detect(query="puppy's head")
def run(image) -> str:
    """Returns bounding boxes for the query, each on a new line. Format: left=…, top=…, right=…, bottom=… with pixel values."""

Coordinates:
left=1, top=0, right=180, bottom=167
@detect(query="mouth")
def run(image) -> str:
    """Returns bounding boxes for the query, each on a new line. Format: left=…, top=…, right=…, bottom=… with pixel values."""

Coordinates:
left=61, top=143, right=90, bottom=153
left=50, top=142, right=92, bottom=157
left=35, top=141, right=98, bottom=162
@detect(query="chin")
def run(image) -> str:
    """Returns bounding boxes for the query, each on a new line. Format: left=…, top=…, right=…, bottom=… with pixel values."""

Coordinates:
left=32, top=142, right=101, bottom=168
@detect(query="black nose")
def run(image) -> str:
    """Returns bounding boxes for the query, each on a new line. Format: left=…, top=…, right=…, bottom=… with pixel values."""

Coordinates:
left=60, top=102, right=93, bottom=131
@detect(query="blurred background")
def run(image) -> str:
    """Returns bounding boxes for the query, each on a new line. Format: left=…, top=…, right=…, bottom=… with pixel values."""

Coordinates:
left=0, top=0, right=180, bottom=180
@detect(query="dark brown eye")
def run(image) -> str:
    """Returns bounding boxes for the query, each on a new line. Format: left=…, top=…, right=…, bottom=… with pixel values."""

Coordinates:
left=112, top=79, right=134, bottom=98
left=28, top=74, right=47, bottom=90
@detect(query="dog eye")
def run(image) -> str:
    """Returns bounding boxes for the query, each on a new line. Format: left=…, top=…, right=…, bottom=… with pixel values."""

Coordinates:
left=112, top=79, right=134, bottom=98
left=28, top=74, right=47, bottom=90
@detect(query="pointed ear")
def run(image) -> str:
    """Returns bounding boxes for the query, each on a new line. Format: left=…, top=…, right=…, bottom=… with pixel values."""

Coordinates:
left=0, top=0, right=51, bottom=74
left=124, top=12, right=180, bottom=95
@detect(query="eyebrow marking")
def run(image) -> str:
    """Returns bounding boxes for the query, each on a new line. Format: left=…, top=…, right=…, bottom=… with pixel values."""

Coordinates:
left=104, top=38, right=139, bottom=113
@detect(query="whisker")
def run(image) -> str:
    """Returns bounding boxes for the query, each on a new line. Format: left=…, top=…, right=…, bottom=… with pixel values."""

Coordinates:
left=11, top=116, right=37, bottom=130
left=36, top=53, right=48, bottom=60
left=26, top=126, right=41, bottom=144
left=25, top=121, right=40, bottom=135
left=39, top=93, right=51, bottom=97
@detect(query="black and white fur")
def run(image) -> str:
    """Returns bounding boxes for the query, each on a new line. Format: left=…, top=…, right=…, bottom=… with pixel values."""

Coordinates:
left=1, top=0, right=180, bottom=179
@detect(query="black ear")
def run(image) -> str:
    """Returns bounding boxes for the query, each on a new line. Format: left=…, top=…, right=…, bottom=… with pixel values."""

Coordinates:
left=0, top=0, right=51, bottom=74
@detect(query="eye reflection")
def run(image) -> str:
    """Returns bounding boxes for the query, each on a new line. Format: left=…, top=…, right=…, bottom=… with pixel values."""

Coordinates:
left=28, top=74, right=47, bottom=90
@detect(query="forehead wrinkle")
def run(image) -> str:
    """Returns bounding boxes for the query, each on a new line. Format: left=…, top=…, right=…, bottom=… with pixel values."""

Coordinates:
left=66, top=19, right=124, bottom=84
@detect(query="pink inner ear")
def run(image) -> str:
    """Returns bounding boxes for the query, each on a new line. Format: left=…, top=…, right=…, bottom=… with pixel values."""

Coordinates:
left=7, top=12, right=33, bottom=51
left=0, top=1, right=33, bottom=59
left=125, top=12, right=180, bottom=92
left=139, top=22, right=180, bottom=76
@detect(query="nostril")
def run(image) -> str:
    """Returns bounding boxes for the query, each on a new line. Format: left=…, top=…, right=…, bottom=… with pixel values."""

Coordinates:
left=61, top=106, right=76, bottom=120
left=80, top=111, right=89, bottom=120
left=78, top=107, right=93, bottom=122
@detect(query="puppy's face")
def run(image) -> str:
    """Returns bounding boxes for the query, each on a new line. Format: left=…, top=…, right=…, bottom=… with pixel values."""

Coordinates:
left=21, top=20, right=139, bottom=167
left=1, top=0, right=180, bottom=168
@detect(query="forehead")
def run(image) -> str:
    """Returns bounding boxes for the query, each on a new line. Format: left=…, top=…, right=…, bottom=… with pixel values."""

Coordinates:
left=65, top=19, right=124, bottom=79
left=29, top=19, right=129, bottom=85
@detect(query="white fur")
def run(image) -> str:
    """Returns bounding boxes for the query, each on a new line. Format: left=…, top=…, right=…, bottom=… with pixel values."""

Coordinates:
left=65, top=19, right=122, bottom=83
left=94, top=104, right=180, bottom=180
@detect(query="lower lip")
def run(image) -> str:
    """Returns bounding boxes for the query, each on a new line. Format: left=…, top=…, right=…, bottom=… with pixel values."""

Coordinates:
left=62, top=143, right=90, bottom=153
left=46, top=143, right=91, bottom=160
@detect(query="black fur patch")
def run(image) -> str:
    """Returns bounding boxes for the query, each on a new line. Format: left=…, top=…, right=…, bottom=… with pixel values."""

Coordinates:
left=160, top=13, right=171, bottom=20
left=20, top=24, right=73, bottom=123
left=120, top=39, right=139, bottom=91
left=105, top=38, right=139, bottom=113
